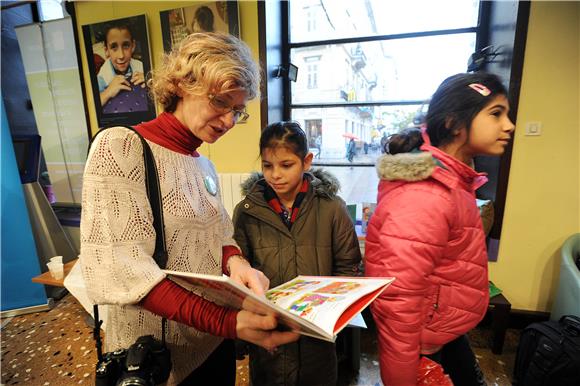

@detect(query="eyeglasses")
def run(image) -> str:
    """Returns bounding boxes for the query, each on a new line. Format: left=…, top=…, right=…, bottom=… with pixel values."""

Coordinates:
left=208, top=94, right=250, bottom=123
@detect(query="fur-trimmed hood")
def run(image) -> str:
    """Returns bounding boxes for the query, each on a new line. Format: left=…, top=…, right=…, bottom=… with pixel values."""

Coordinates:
left=375, top=145, right=488, bottom=195
left=375, top=151, right=436, bottom=182
left=240, top=168, right=340, bottom=198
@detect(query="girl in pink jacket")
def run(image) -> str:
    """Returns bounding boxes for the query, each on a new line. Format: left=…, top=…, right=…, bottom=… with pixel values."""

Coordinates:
left=365, top=72, right=515, bottom=386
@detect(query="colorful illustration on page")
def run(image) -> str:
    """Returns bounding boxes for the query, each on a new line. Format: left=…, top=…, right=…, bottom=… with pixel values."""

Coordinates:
left=314, top=281, right=361, bottom=295
left=289, top=293, right=339, bottom=318
left=276, top=279, right=321, bottom=292
left=266, top=290, right=295, bottom=302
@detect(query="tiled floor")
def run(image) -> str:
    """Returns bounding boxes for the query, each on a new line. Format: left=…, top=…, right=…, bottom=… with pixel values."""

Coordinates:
left=1, top=294, right=519, bottom=385
left=1, top=295, right=97, bottom=385
left=335, top=314, right=519, bottom=386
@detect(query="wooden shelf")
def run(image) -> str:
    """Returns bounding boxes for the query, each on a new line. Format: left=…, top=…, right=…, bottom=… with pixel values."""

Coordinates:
left=31, top=259, right=78, bottom=287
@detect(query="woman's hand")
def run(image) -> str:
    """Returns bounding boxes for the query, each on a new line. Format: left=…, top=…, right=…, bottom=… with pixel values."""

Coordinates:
left=228, top=255, right=269, bottom=296
left=236, top=310, right=299, bottom=352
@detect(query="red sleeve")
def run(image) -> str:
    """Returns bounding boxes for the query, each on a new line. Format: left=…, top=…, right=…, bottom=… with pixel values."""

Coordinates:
left=140, top=279, right=238, bottom=339
left=222, top=245, right=242, bottom=275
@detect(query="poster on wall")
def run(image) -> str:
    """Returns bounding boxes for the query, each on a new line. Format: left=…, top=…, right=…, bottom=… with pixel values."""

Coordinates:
left=82, top=15, right=155, bottom=127
left=160, top=2, right=240, bottom=52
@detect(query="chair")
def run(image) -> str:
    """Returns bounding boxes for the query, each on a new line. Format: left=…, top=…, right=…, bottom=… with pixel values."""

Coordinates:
left=550, top=233, right=580, bottom=320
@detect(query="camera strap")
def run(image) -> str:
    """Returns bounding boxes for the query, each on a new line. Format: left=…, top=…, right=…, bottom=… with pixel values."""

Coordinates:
left=89, top=126, right=169, bottom=361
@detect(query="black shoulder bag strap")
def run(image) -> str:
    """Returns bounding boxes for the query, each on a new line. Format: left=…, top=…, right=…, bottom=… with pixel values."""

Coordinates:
left=89, top=125, right=168, bottom=361
left=89, top=125, right=168, bottom=268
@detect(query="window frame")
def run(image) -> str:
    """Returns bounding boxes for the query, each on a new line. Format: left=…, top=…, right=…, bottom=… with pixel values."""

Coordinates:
left=284, top=4, right=483, bottom=167
left=259, top=1, right=530, bottom=251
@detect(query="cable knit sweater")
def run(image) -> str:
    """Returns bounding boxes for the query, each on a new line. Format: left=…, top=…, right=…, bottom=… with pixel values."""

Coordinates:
left=80, top=126, right=238, bottom=385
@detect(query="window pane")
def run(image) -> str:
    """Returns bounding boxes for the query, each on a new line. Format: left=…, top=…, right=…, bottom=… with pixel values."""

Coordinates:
left=290, top=0, right=480, bottom=44
left=327, top=166, right=379, bottom=205
left=291, top=34, right=476, bottom=104
left=292, top=105, right=422, bottom=166
left=38, top=0, right=65, bottom=21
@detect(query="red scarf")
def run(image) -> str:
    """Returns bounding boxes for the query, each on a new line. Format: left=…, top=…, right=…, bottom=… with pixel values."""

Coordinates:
left=134, top=112, right=202, bottom=157
left=263, top=177, right=310, bottom=230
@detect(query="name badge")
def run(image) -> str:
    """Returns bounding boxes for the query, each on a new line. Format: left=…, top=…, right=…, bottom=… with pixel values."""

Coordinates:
left=204, top=175, right=217, bottom=196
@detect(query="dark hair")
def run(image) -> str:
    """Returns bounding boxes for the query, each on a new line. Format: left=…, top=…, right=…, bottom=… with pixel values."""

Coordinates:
left=385, top=127, right=423, bottom=155
left=387, top=72, right=508, bottom=154
left=102, top=22, right=134, bottom=46
left=260, top=121, right=309, bottom=159
left=194, top=6, right=215, bottom=32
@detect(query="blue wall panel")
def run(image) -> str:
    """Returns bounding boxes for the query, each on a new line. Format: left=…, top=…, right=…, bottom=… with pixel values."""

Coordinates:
left=1, top=99, right=47, bottom=311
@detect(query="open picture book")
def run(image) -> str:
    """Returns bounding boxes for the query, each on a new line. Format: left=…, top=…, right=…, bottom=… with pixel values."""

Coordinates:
left=163, top=270, right=395, bottom=342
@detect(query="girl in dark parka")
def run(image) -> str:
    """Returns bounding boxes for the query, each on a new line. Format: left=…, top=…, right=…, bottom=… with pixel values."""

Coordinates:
left=233, top=121, right=362, bottom=386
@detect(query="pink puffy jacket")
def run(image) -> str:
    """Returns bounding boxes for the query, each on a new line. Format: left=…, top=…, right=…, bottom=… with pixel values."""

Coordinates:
left=365, top=144, right=490, bottom=386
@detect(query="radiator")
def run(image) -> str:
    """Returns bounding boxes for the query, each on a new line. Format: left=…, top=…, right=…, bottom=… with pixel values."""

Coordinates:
left=218, top=173, right=252, bottom=217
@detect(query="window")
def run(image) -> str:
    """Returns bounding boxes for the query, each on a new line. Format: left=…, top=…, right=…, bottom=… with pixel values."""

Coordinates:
left=262, top=0, right=527, bottom=245
left=307, top=63, right=318, bottom=89
left=306, top=8, right=317, bottom=32
left=38, top=0, right=65, bottom=21
left=289, top=0, right=480, bottom=165
left=286, top=0, right=482, bottom=203
left=305, top=119, right=322, bottom=140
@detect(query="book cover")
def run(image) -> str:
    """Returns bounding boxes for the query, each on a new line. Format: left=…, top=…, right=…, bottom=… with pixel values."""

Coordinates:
left=163, top=270, right=394, bottom=342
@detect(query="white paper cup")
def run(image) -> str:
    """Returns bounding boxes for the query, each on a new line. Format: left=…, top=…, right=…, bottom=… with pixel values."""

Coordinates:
left=50, top=255, right=63, bottom=264
left=47, top=261, right=64, bottom=280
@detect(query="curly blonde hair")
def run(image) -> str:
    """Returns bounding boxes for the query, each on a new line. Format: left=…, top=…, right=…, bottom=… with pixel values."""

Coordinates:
left=148, top=32, right=261, bottom=112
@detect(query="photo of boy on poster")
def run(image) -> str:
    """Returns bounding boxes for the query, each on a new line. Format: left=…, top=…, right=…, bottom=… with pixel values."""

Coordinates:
left=82, top=15, right=155, bottom=127
left=160, top=2, right=240, bottom=52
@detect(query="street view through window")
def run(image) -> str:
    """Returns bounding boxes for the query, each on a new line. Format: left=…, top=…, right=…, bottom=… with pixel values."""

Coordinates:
left=289, top=0, right=479, bottom=165
left=287, top=0, right=480, bottom=204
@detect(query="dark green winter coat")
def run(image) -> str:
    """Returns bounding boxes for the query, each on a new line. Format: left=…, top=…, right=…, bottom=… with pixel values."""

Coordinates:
left=232, top=169, right=361, bottom=386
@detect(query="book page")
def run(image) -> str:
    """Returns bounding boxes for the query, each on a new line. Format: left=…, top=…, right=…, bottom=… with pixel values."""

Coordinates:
left=266, top=276, right=391, bottom=336
left=164, top=270, right=393, bottom=341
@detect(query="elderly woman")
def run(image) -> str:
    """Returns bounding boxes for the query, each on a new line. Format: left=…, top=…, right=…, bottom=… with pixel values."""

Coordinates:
left=80, top=33, right=297, bottom=386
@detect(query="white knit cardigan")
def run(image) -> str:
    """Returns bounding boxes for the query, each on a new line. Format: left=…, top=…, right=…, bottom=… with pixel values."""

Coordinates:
left=80, top=127, right=237, bottom=385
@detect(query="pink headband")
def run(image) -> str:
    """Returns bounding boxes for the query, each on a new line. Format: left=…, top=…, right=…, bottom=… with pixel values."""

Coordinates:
left=468, top=83, right=491, bottom=96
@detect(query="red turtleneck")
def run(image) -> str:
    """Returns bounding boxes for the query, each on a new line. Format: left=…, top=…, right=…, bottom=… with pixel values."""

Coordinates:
left=134, top=112, right=202, bottom=157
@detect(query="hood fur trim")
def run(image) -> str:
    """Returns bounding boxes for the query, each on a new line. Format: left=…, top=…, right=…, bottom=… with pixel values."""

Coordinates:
left=310, top=168, right=340, bottom=198
left=240, top=168, right=340, bottom=198
left=375, top=152, right=436, bottom=181
left=240, top=172, right=263, bottom=195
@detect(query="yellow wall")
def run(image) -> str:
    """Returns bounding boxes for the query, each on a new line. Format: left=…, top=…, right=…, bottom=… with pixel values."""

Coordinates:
left=490, top=1, right=580, bottom=312
left=74, top=0, right=262, bottom=172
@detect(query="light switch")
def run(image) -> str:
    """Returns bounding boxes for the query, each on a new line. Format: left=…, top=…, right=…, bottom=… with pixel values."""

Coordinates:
left=525, top=122, right=542, bottom=136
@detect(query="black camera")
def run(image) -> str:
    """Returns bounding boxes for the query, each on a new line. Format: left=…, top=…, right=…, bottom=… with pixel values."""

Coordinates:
left=95, top=335, right=171, bottom=386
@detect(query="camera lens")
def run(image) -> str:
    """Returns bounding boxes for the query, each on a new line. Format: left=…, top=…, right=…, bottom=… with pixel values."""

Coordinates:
left=95, top=362, right=108, bottom=376
left=116, top=376, right=151, bottom=386
left=112, top=349, right=127, bottom=357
